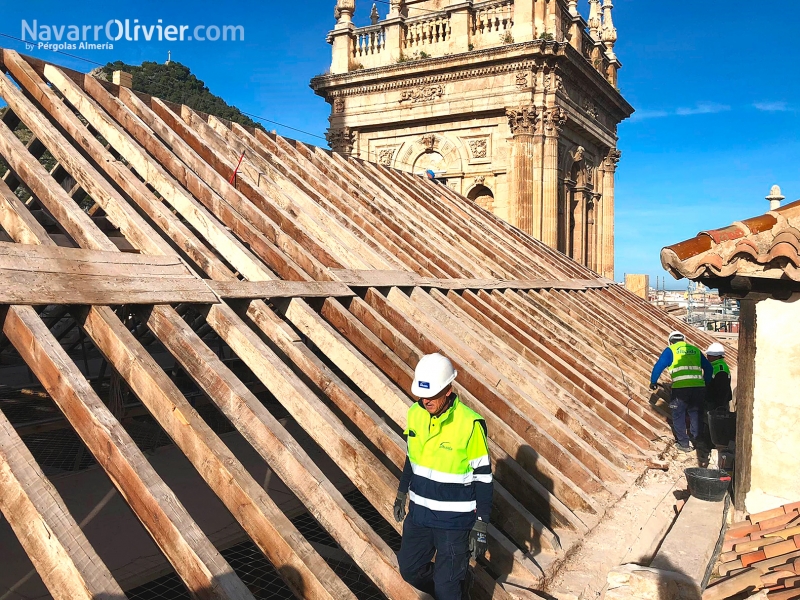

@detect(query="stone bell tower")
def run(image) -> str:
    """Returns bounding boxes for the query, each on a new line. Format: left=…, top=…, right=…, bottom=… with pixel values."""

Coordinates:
left=311, top=0, right=633, bottom=279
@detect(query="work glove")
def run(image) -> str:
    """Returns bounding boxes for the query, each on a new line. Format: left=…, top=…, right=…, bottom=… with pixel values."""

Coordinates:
left=469, top=519, right=488, bottom=560
left=393, top=492, right=407, bottom=522
left=649, top=382, right=659, bottom=391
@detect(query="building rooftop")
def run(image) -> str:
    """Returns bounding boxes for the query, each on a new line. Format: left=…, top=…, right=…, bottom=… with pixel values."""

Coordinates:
left=0, top=47, right=731, bottom=598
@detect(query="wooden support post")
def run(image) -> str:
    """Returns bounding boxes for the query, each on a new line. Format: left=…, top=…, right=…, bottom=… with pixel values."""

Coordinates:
left=0, top=406, right=126, bottom=600
left=735, top=299, right=757, bottom=516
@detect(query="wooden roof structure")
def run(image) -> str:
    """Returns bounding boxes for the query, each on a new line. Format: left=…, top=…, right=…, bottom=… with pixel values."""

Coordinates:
left=0, top=48, right=735, bottom=600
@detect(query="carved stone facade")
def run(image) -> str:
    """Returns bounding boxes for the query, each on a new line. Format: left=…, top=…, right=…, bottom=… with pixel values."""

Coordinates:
left=313, top=0, right=632, bottom=278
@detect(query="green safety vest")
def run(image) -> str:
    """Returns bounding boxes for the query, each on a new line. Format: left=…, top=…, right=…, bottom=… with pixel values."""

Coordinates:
left=711, top=359, right=730, bottom=377
left=404, top=397, right=490, bottom=519
left=668, top=341, right=705, bottom=388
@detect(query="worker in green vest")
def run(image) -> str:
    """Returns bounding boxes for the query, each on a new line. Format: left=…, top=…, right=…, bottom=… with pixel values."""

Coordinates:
left=394, top=353, right=493, bottom=600
left=650, top=331, right=713, bottom=452
left=705, top=342, right=732, bottom=411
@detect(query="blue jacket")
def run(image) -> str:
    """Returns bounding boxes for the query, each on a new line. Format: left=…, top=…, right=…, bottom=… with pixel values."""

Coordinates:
left=651, top=347, right=713, bottom=385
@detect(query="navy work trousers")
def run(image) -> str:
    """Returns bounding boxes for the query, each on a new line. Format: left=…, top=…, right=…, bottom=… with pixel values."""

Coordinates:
left=397, top=514, right=471, bottom=600
left=670, top=386, right=705, bottom=448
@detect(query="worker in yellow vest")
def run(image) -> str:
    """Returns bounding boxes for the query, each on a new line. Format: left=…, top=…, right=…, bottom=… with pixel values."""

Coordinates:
left=650, top=331, right=713, bottom=452
left=705, top=342, right=732, bottom=411
left=394, top=353, right=493, bottom=600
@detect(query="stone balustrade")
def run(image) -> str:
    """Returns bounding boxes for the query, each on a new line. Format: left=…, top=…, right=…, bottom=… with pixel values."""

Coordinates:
left=353, top=24, right=387, bottom=68
left=330, top=0, right=619, bottom=85
left=471, top=0, right=514, bottom=44
left=403, top=14, right=452, bottom=53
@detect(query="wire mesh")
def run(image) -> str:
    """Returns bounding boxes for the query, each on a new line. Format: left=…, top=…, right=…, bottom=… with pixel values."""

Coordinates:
left=126, top=511, right=388, bottom=600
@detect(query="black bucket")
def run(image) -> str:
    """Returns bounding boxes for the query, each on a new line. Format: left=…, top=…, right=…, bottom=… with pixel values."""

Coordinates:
left=708, top=409, right=736, bottom=447
left=685, top=468, right=731, bottom=502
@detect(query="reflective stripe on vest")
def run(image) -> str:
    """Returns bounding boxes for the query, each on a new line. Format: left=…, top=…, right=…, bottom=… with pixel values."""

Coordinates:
left=668, top=341, right=705, bottom=388
left=404, top=397, right=490, bottom=524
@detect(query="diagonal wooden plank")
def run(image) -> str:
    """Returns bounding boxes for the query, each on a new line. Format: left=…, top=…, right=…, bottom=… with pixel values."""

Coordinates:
left=1, top=305, right=253, bottom=600
left=0, top=72, right=354, bottom=600
left=0, top=403, right=127, bottom=600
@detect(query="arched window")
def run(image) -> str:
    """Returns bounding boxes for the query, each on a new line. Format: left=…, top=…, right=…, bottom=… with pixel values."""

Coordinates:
left=468, top=184, right=494, bottom=211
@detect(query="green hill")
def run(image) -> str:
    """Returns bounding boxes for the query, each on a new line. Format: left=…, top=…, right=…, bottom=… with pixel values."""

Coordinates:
left=96, top=60, right=265, bottom=131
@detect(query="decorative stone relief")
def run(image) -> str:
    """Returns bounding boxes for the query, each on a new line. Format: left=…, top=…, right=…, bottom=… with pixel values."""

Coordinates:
left=571, top=146, right=585, bottom=163
left=326, top=126, right=356, bottom=154
left=515, top=71, right=528, bottom=89
left=583, top=98, right=599, bottom=119
left=378, top=148, right=396, bottom=166
left=469, top=139, right=488, bottom=159
left=399, top=84, right=444, bottom=104
left=333, top=98, right=345, bottom=113
left=474, top=176, right=486, bottom=186
left=604, top=148, right=622, bottom=171
left=422, top=134, right=436, bottom=151
left=544, top=107, right=567, bottom=135
left=506, top=106, right=538, bottom=136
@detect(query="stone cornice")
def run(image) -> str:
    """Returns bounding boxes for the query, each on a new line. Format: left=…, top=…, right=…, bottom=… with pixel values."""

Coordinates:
left=311, top=40, right=566, bottom=92
left=310, top=39, right=633, bottom=119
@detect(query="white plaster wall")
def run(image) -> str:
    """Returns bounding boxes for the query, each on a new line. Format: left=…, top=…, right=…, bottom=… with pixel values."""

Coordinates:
left=745, top=293, right=800, bottom=513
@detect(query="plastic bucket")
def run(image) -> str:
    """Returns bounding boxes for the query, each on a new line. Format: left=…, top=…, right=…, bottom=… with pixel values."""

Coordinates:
left=685, top=468, right=731, bottom=502
left=708, top=409, right=736, bottom=447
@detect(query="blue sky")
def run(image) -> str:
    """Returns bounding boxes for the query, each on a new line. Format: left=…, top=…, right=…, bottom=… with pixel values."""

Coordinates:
left=1, top=1, right=797, bottom=287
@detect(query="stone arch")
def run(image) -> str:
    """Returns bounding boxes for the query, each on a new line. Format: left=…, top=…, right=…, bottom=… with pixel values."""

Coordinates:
left=398, top=133, right=463, bottom=176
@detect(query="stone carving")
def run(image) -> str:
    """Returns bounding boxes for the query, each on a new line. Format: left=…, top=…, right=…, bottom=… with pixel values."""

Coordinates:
left=370, top=3, right=380, bottom=25
left=422, top=134, right=436, bottom=151
left=544, top=107, right=567, bottom=134
left=583, top=98, right=599, bottom=119
left=378, top=148, right=395, bottom=166
left=335, top=0, right=355, bottom=22
left=515, top=71, right=528, bottom=89
left=474, top=176, right=486, bottom=185
left=506, top=106, right=537, bottom=136
left=333, top=98, right=345, bottom=113
left=572, top=146, right=585, bottom=163
left=399, top=84, right=444, bottom=104
left=326, top=126, right=356, bottom=154
left=469, top=139, right=488, bottom=159
left=604, top=148, right=621, bottom=170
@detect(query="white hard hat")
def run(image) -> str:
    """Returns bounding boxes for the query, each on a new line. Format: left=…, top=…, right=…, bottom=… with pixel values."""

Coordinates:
left=412, top=353, right=457, bottom=398
left=707, top=342, right=725, bottom=357
left=668, top=330, right=685, bottom=344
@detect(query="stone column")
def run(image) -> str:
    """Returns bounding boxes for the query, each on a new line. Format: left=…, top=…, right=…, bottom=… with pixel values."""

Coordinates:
left=572, top=186, right=589, bottom=265
left=542, top=107, right=566, bottom=248
left=506, top=107, right=538, bottom=236
left=601, top=148, right=620, bottom=279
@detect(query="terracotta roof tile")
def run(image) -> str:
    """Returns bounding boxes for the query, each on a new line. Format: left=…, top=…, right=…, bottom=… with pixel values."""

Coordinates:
left=661, top=197, right=800, bottom=282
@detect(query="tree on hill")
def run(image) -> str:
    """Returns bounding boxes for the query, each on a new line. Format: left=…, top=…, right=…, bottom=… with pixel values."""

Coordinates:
left=96, top=60, right=265, bottom=131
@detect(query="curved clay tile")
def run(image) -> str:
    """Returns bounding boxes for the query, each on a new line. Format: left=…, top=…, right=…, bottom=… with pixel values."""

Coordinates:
left=740, top=213, right=778, bottom=235
left=662, top=235, right=713, bottom=261
left=767, top=241, right=800, bottom=266
left=703, top=225, right=746, bottom=244
left=731, top=238, right=760, bottom=260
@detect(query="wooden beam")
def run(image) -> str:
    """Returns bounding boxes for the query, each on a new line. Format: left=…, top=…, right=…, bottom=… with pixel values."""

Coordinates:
left=0, top=68, right=352, bottom=599
left=734, top=298, right=757, bottom=515
left=2, top=305, right=253, bottom=600
left=0, top=406, right=126, bottom=600
left=78, top=304, right=354, bottom=600
left=208, top=280, right=354, bottom=299
left=0, top=271, right=217, bottom=305
left=140, top=304, right=422, bottom=600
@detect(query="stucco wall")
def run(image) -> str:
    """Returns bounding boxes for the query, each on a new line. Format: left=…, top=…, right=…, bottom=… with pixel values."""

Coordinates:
left=745, top=293, right=800, bottom=513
